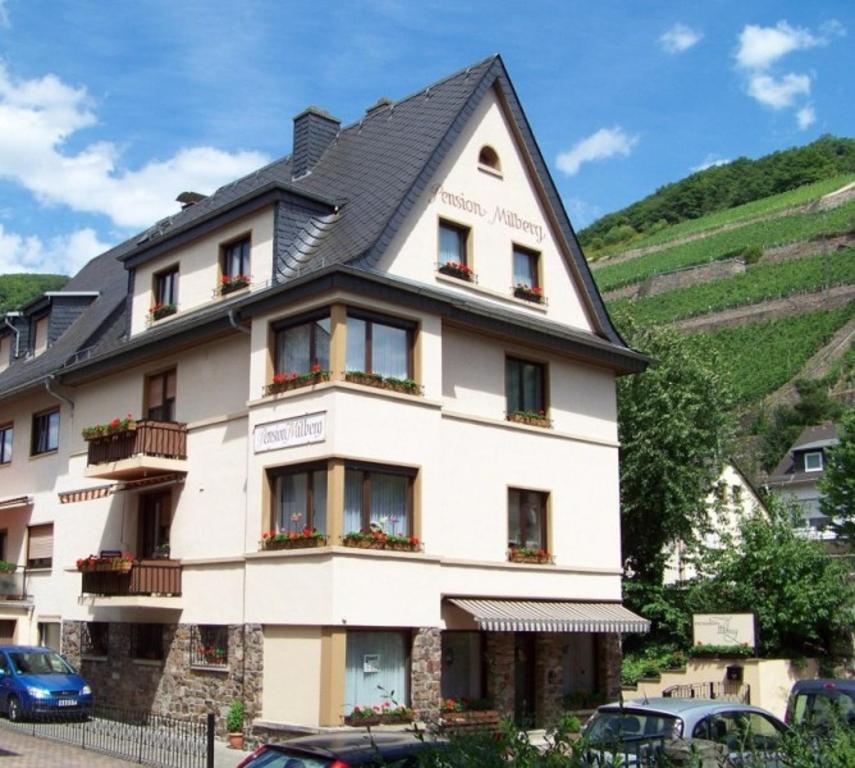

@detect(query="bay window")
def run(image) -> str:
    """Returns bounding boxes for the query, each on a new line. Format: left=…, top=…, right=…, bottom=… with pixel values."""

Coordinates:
left=273, top=465, right=327, bottom=535
left=344, top=465, right=413, bottom=536
left=346, top=313, right=413, bottom=380
left=274, top=314, right=331, bottom=375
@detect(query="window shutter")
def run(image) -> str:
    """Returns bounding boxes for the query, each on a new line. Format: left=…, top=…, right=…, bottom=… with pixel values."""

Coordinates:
left=28, top=523, right=54, bottom=562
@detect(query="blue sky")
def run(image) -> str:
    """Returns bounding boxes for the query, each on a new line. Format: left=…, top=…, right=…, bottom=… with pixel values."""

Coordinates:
left=0, top=0, right=851, bottom=275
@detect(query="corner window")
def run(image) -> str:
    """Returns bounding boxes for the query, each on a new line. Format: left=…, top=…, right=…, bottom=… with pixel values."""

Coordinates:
left=508, top=489, right=547, bottom=551
left=0, top=423, right=12, bottom=465
left=27, top=523, right=53, bottom=569
left=131, top=623, right=164, bottom=661
left=344, top=465, right=413, bottom=536
left=274, top=314, right=331, bottom=376
left=804, top=451, right=823, bottom=472
left=505, top=357, right=546, bottom=418
left=478, top=145, right=501, bottom=173
left=146, top=369, right=176, bottom=421
left=152, top=266, right=179, bottom=319
left=220, top=237, right=251, bottom=295
left=82, top=622, right=109, bottom=658
left=31, top=408, right=59, bottom=455
left=190, top=624, right=229, bottom=668
left=346, top=313, right=413, bottom=380
left=272, top=465, right=327, bottom=535
left=345, top=631, right=409, bottom=713
left=438, top=220, right=470, bottom=269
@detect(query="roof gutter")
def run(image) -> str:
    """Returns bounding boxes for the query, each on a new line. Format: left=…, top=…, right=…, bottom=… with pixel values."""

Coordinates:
left=45, top=374, right=75, bottom=415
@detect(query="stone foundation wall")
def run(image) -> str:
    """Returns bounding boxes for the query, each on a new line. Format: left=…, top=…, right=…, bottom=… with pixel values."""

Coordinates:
left=534, top=634, right=565, bottom=728
left=62, top=621, right=262, bottom=736
left=485, top=632, right=515, bottom=719
left=597, top=633, right=622, bottom=701
left=411, top=627, right=441, bottom=720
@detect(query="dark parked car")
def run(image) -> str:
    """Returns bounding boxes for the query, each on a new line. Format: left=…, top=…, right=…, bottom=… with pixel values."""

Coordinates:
left=236, top=732, right=442, bottom=767
left=0, top=645, right=93, bottom=721
left=786, top=679, right=855, bottom=730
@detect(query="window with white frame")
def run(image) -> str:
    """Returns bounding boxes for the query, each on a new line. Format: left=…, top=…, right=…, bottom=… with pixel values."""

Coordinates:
left=804, top=451, right=823, bottom=472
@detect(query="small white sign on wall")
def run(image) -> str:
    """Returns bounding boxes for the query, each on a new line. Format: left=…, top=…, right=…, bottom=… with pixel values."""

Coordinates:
left=693, top=613, right=755, bottom=649
left=363, top=654, right=380, bottom=674
left=253, top=412, right=326, bottom=453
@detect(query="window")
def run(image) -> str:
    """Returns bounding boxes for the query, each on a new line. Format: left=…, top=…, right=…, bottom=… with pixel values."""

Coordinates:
left=274, top=314, right=331, bottom=376
left=31, top=314, right=49, bottom=356
left=190, top=625, right=228, bottom=668
left=146, top=369, right=176, bottom=421
left=731, top=484, right=743, bottom=505
left=345, top=631, right=409, bottom=712
left=31, top=408, right=59, bottom=455
left=505, top=357, right=546, bottom=416
left=0, top=334, right=11, bottom=372
left=441, top=632, right=484, bottom=701
left=27, top=524, right=53, bottom=569
left=438, top=220, right=469, bottom=268
left=478, top=145, right=501, bottom=172
left=693, top=711, right=783, bottom=751
left=346, top=313, right=413, bottom=380
left=0, top=529, right=6, bottom=561
left=273, top=465, right=327, bottom=535
left=344, top=465, right=413, bottom=536
left=513, top=245, right=540, bottom=290
left=508, top=489, right=547, bottom=550
left=81, top=622, right=109, bottom=658
left=153, top=266, right=179, bottom=312
left=139, top=492, right=171, bottom=560
left=131, top=623, right=164, bottom=661
left=222, top=237, right=251, bottom=280
left=38, top=622, right=61, bottom=651
left=804, top=451, right=823, bottom=472
left=0, top=423, right=11, bottom=464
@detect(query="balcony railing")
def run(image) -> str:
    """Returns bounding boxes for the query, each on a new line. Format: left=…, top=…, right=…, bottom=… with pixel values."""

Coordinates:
left=663, top=681, right=750, bottom=703
left=80, top=559, right=182, bottom=597
left=0, top=568, right=26, bottom=601
left=86, top=420, right=187, bottom=467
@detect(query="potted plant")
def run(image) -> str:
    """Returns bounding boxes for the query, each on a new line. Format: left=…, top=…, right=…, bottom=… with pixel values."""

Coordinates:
left=507, top=410, right=552, bottom=429
left=344, top=371, right=421, bottom=395
left=344, top=703, right=415, bottom=726
left=76, top=552, right=136, bottom=573
left=439, top=698, right=500, bottom=730
left=438, top=261, right=475, bottom=282
left=220, top=273, right=251, bottom=296
left=149, top=302, right=177, bottom=321
left=262, top=527, right=326, bottom=550
left=341, top=530, right=421, bottom=552
left=265, top=364, right=330, bottom=396
left=513, top=283, right=544, bottom=303
left=82, top=414, right=137, bottom=440
left=508, top=546, right=552, bottom=564
left=226, top=699, right=245, bottom=749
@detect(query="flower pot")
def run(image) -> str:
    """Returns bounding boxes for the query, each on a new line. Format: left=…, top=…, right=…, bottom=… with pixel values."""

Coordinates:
left=227, top=732, right=244, bottom=749
left=264, top=536, right=325, bottom=551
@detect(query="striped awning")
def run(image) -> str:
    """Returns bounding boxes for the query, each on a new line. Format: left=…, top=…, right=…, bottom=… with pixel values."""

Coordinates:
left=58, top=473, right=185, bottom=504
left=0, top=495, right=33, bottom=511
left=448, top=598, right=650, bottom=634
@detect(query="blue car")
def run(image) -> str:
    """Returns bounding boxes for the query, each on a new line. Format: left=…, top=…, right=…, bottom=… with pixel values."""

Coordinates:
left=0, top=645, right=93, bottom=721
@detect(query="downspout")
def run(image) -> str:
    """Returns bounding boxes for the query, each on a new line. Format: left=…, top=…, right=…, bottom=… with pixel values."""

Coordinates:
left=228, top=309, right=251, bottom=335
left=45, top=375, right=75, bottom=415
left=4, top=312, right=22, bottom=358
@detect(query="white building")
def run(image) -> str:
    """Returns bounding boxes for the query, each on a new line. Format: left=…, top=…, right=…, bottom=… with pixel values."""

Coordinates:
left=0, top=56, right=648, bottom=734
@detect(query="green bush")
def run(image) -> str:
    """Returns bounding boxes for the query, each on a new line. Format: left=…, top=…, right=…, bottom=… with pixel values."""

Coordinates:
left=603, top=223, right=638, bottom=246
left=741, top=244, right=763, bottom=264
left=225, top=699, right=244, bottom=733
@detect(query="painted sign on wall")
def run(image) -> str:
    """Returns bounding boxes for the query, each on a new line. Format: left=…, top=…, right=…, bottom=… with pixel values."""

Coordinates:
left=253, top=412, right=325, bottom=453
left=693, top=613, right=756, bottom=649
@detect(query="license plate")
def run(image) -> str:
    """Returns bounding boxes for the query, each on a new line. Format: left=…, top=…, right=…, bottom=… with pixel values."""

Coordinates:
left=57, top=699, right=77, bottom=707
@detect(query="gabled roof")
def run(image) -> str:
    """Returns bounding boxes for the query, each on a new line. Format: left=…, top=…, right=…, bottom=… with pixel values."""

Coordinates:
left=768, top=421, right=840, bottom=483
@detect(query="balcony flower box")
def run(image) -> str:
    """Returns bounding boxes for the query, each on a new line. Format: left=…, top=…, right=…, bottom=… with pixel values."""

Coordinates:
left=344, top=705, right=414, bottom=727
left=82, top=415, right=137, bottom=441
left=440, top=699, right=500, bottom=730
left=508, top=410, right=552, bottom=429
left=149, top=303, right=177, bottom=321
left=220, top=274, right=250, bottom=296
left=265, top=366, right=330, bottom=396
left=508, top=546, right=552, bottom=565
left=513, top=284, right=544, bottom=303
left=438, top=261, right=475, bottom=282
left=345, top=371, right=422, bottom=396
left=262, top=529, right=326, bottom=551
left=76, top=553, right=136, bottom=573
left=342, top=531, right=421, bottom=552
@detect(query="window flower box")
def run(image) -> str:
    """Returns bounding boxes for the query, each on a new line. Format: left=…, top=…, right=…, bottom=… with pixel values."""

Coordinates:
left=220, top=274, right=250, bottom=296
left=344, top=705, right=414, bottom=727
left=149, top=303, right=177, bottom=321
left=439, top=699, right=501, bottom=730
left=261, top=529, right=326, bottom=551
left=508, top=546, right=552, bottom=565
left=265, top=366, right=330, bottom=396
left=342, top=531, right=421, bottom=552
left=513, top=284, right=544, bottom=303
left=82, top=415, right=137, bottom=441
left=345, top=371, right=422, bottom=396
left=507, top=410, right=552, bottom=429
left=438, top=262, right=475, bottom=282
left=76, top=553, right=136, bottom=573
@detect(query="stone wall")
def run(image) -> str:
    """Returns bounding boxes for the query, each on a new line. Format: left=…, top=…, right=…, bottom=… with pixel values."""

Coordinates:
left=411, top=627, right=441, bottom=720
left=62, top=621, right=262, bottom=736
left=485, top=632, right=515, bottom=719
left=534, top=634, right=564, bottom=728
left=596, top=633, right=622, bottom=701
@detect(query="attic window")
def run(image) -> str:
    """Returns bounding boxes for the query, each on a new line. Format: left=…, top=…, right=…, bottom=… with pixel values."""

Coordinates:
left=478, top=145, right=501, bottom=174
left=804, top=451, right=823, bottom=472
left=31, top=314, right=49, bottom=357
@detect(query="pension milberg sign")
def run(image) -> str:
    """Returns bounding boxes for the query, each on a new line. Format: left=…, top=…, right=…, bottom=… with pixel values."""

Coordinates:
left=430, top=185, right=546, bottom=244
left=254, top=412, right=325, bottom=453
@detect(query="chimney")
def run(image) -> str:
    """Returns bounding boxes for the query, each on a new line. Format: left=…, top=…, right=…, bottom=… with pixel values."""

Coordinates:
left=292, top=106, right=340, bottom=179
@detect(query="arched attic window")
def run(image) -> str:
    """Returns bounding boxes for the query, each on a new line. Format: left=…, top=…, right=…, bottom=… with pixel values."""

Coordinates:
left=478, top=145, right=501, bottom=174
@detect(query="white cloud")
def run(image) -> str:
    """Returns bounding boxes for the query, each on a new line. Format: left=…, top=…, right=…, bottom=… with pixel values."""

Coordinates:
left=747, top=72, right=811, bottom=109
left=0, top=225, right=112, bottom=275
left=556, top=127, right=639, bottom=177
left=797, top=104, right=816, bottom=130
left=0, top=64, right=270, bottom=230
left=659, top=23, right=702, bottom=54
left=735, top=21, right=824, bottom=71
left=692, top=155, right=732, bottom=173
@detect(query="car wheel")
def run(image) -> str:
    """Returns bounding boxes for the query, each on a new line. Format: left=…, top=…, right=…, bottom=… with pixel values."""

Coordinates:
left=7, top=695, right=22, bottom=722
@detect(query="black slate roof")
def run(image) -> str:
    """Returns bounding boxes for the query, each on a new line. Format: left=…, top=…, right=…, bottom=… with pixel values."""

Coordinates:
left=0, top=55, right=637, bottom=401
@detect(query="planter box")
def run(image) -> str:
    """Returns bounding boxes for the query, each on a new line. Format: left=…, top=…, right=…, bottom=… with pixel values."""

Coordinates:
left=78, top=561, right=134, bottom=574
left=345, top=372, right=421, bottom=396
left=438, top=263, right=474, bottom=282
left=507, top=412, right=552, bottom=429
left=344, top=714, right=414, bottom=727
left=440, top=710, right=501, bottom=728
left=150, top=305, right=177, bottom=321
left=220, top=279, right=249, bottom=296
left=508, top=550, right=552, bottom=565
left=263, top=536, right=326, bottom=551
left=265, top=372, right=329, bottom=396
left=513, top=286, right=544, bottom=303
left=342, top=538, right=420, bottom=552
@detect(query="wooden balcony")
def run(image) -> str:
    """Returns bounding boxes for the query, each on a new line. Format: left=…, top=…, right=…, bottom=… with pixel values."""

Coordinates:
left=84, top=420, right=187, bottom=480
left=80, top=559, right=182, bottom=598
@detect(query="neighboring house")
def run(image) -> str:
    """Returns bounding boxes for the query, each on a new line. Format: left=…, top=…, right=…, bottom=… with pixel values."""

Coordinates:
left=765, top=422, right=840, bottom=536
left=0, top=56, right=650, bottom=734
left=663, top=462, right=767, bottom=585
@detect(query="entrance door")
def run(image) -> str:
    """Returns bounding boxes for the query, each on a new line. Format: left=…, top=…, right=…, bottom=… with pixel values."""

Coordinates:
left=139, top=492, right=171, bottom=559
left=514, top=633, right=536, bottom=726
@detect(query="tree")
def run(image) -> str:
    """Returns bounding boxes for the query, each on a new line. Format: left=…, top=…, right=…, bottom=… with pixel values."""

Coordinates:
left=617, top=322, right=733, bottom=583
left=821, top=408, right=855, bottom=542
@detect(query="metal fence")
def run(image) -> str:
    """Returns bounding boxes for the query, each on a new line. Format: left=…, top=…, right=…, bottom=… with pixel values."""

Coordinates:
left=662, top=681, right=751, bottom=703
left=0, top=704, right=214, bottom=768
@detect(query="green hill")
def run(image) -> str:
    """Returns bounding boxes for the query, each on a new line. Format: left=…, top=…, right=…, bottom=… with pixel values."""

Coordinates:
left=579, top=134, right=855, bottom=248
left=0, top=274, right=69, bottom=314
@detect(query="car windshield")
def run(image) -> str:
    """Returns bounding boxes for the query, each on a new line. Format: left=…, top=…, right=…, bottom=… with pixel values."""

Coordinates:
left=9, top=651, right=74, bottom=676
left=586, top=709, right=681, bottom=742
left=792, top=690, right=855, bottom=728
left=244, top=749, right=335, bottom=768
